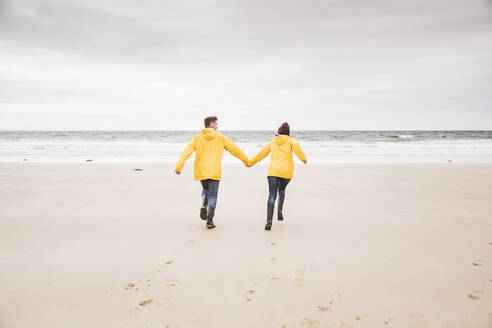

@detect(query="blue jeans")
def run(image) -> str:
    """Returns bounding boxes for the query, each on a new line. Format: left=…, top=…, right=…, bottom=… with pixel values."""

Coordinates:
left=200, top=179, right=220, bottom=209
left=267, top=176, right=290, bottom=206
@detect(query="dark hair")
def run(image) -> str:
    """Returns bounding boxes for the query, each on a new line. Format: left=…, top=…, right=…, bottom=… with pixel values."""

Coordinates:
left=204, top=116, right=218, bottom=128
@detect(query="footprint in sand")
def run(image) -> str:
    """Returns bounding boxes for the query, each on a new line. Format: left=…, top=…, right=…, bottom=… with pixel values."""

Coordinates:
left=294, top=277, right=304, bottom=287
left=384, top=317, right=396, bottom=325
left=468, top=290, right=482, bottom=300
left=166, top=280, right=179, bottom=287
left=245, top=290, right=256, bottom=301
left=317, top=306, right=331, bottom=313
left=124, top=283, right=135, bottom=289
left=299, top=318, right=317, bottom=326
left=139, top=299, right=153, bottom=306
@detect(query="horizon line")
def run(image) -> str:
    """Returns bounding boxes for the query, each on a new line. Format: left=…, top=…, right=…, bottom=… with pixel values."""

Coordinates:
left=1, top=129, right=492, bottom=132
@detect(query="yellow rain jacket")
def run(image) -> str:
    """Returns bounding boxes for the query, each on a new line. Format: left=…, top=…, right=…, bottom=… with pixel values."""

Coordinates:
left=247, top=135, right=307, bottom=179
left=175, top=128, right=248, bottom=181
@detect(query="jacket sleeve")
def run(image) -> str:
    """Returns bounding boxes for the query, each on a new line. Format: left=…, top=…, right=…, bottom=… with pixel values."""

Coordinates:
left=223, top=136, right=248, bottom=164
left=247, top=143, right=271, bottom=166
left=175, top=136, right=196, bottom=171
left=292, top=138, right=307, bottom=162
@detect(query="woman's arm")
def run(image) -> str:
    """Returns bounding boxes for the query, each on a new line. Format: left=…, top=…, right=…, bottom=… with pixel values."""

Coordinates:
left=247, top=143, right=271, bottom=167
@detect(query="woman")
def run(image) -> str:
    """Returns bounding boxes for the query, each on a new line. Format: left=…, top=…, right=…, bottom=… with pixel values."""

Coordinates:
left=247, top=122, right=307, bottom=230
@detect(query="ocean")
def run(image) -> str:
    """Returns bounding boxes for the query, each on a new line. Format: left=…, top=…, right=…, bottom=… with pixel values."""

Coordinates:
left=1, top=130, right=492, bottom=163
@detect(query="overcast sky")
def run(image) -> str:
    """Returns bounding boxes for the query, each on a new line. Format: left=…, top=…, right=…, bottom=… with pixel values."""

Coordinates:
left=1, top=0, right=492, bottom=130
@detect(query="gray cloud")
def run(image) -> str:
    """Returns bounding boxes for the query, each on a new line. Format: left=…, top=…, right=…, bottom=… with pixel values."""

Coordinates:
left=1, top=0, right=492, bottom=130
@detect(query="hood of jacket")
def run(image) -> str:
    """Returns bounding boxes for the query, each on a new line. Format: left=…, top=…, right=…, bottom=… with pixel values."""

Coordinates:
left=201, top=128, right=218, bottom=140
left=274, top=135, right=290, bottom=145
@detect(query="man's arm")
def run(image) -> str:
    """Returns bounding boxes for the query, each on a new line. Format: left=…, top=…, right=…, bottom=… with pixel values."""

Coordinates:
left=223, top=135, right=248, bottom=165
left=292, top=138, right=307, bottom=164
left=247, top=143, right=271, bottom=167
left=175, top=136, right=197, bottom=174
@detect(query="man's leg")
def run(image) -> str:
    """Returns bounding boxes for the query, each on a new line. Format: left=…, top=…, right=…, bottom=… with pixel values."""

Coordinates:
left=200, top=180, right=209, bottom=220
left=206, top=180, right=220, bottom=229
left=265, top=176, right=279, bottom=230
left=277, top=178, right=291, bottom=221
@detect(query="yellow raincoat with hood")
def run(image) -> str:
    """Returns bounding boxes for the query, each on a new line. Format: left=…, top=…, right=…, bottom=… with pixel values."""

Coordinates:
left=175, top=128, right=248, bottom=181
left=247, top=135, right=307, bottom=179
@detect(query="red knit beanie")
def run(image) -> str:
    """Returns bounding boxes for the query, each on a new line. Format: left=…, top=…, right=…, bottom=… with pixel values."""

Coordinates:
left=278, top=122, right=290, bottom=136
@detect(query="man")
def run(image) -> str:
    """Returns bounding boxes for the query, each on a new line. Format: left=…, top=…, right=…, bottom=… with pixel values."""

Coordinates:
left=175, top=116, right=248, bottom=229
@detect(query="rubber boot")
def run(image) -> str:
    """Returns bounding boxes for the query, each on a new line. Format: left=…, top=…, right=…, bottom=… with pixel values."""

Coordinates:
left=206, top=207, right=216, bottom=229
left=277, top=194, right=285, bottom=221
left=200, top=195, right=208, bottom=220
left=265, top=204, right=274, bottom=231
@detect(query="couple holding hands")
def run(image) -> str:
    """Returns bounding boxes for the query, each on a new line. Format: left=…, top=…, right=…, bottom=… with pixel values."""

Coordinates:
left=175, top=116, right=307, bottom=231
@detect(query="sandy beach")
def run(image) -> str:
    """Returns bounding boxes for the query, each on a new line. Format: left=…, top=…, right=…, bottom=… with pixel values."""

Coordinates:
left=0, top=163, right=491, bottom=328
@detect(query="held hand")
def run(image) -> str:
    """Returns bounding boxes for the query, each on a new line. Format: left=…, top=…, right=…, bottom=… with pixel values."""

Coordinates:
left=175, top=169, right=181, bottom=175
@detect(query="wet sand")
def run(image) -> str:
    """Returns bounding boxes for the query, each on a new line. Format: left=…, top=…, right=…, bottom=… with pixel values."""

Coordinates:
left=0, top=163, right=491, bottom=327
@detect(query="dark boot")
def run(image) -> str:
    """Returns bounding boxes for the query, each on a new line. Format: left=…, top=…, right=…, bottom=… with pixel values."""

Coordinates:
left=206, top=207, right=216, bottom=229
left=277, top=194, right=285, bottom=221
left=265, top=204, right=274, bottom=230
left=200, top=195, right=208, bottom=220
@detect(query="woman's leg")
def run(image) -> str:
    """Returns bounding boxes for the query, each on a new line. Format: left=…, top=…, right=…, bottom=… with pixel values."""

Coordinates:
left=277, top=178, right=291, bottom=220
left=267, top=176, right=279, bottom=206
left=266, top=177, right=279, bottom=230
